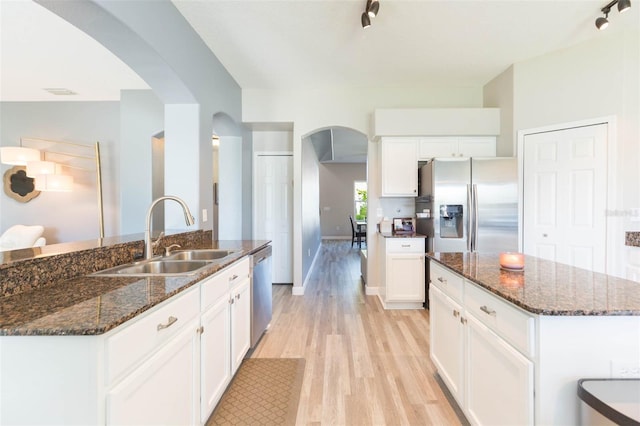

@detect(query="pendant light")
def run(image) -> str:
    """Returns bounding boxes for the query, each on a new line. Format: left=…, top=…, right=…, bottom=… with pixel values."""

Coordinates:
left=367, top=0, right=379, bottom=18
left=361, top=12, right=371, bottom=28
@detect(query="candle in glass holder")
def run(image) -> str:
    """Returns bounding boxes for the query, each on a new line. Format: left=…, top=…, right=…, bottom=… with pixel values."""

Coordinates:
left=499, top=252, right=524, bottom=270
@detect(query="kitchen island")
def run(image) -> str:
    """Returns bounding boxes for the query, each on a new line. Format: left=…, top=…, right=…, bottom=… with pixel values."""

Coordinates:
left=428, top=252, right=640, bottom=425
left=0, top=232, right=270, bottom=425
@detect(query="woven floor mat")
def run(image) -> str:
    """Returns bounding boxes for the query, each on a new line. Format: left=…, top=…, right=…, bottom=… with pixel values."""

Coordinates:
left=207, top=357, right=306, bottom=426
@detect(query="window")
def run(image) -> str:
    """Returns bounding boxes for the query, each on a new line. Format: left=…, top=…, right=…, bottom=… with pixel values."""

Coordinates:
left=354, top=181, right=367, bottom=220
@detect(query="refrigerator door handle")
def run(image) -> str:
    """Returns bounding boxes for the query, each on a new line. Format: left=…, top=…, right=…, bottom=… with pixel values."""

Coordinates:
left=467, top=184, right=472, bottom=251
left=472, top=184, right=479, bottom=252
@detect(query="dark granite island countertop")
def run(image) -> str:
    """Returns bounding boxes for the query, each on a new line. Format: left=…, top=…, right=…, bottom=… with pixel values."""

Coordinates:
left=428, top=252, right=640, bottom=316
left=0, top=240, right=270, bottom=336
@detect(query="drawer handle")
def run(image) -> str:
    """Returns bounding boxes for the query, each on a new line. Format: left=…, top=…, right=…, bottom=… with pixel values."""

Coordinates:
left=453, top=309, right=459, bottom=318
left=157, top=316, right=178, bottom=331
left=401, top=244, right=410, bottom=248
left=480, top=305, right=496, bottom=316
left=235, top=293, right=241, bottom=300
left=460, top=317, right=467, bottom=325
left=229, top=274, right=239, bottom=282
left=437, top=277, right=446, bottom=283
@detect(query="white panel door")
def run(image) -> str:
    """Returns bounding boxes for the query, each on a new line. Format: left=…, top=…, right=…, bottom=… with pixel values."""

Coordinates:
left=254, top=155, right=293, bottom=283
left=523, top=124, right=607, bottom=272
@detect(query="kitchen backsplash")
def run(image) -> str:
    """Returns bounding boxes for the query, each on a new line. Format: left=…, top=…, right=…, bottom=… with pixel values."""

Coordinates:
left=0, top=230, right=212, bottom=298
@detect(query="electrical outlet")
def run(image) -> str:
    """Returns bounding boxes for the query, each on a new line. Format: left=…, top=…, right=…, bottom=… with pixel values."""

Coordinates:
left=202, top=209, right=208, bottom=222
left=308, top=248, right=311, bottom=256
left=610, top=360, right=640, bottom=378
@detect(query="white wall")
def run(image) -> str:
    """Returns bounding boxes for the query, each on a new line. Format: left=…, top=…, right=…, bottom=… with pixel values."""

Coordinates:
left=301, top=135, right=322, bottom=281
left=488, top=13, right=640, bottom=279
left=0, top=101, right=120, bottom=243
left=218, top=136, right=243, bottom=239
left=243, top=86, right=484, bottom=291
left=483, top=66, right=515, bottom=156
left=319, top=163, right=366, bottom=238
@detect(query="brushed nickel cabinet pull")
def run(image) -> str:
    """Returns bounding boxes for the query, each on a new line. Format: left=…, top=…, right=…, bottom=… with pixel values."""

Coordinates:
left=480, top=305, right=497, bottom=316
left=157, top=316, right=178, bottom=331
left=196, top=326, right=204, bottom=334
left=460, top=317, right=467, bottom=325
left=229, top=274, right=239, bottom=282
left=453, top=309, right=460, bottom=317
left=437, top=277, right=446, bottom=283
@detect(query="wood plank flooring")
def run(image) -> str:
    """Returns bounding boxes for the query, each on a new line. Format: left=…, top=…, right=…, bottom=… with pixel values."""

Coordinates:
left=250, top=240, right=465, bottom=425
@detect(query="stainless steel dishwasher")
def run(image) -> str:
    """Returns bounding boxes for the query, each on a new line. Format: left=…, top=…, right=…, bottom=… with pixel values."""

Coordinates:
left=250, top=245, right=272, bottom=348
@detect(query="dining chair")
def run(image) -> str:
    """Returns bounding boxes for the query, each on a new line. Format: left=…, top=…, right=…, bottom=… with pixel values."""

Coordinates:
left=349, top=215, right=366, bottom=248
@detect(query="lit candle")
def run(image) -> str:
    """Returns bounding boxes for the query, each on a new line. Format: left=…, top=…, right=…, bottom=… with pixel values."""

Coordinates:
left=499, top=252, right=524, bottom=270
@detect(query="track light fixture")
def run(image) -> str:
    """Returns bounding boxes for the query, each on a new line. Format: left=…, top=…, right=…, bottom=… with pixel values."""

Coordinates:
left=361, top=0, right=379, bottom=29
left=595, top=0, right=631, bottom=30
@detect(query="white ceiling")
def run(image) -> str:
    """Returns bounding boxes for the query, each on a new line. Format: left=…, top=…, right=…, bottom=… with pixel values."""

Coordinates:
left=0, top=0, right=148, bottom=101
left=172, top=0, right=632, bottom=90
left=2, top=0, right=636, bottom=101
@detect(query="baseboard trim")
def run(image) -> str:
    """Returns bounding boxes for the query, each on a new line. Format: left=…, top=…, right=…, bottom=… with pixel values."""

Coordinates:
left=365, top=285, right=379, bottom=296
left=321, top=236, right=351, bottom=240
left=292, top=286, right=304, bottom=296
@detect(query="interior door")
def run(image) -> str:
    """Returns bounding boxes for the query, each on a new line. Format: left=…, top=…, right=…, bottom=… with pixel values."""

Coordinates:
left=523, top=124, right=608, bottom=272
left=254, top=154, right=293, bottom=283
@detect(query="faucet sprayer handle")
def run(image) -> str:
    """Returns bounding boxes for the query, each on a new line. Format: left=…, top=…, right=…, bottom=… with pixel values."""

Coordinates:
left=164, top=244, right=181, bottom=256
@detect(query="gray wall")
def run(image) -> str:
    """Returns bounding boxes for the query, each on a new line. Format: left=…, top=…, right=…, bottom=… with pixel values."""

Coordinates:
left=301, top=137, right=321, bottom=281
left=483, top=65, right=515, bottom=157
left=319, top=163, right=366, bottom=238
left=0, top=101, right=120, bottom=243
left=119, top=90, right=164, bottom=234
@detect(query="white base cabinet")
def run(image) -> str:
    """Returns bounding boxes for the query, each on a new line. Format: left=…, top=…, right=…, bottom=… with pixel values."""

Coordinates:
left=429, top=261, right=640, bottom=425
left=429, top=261, right=534, bottom=425
left=465, top=314, right=533, bottom=426
left=0, top=256, right=253, bottom=426
left=107, top=318, right=199, bottom=426
left=379, top=237, right=425, bottom=309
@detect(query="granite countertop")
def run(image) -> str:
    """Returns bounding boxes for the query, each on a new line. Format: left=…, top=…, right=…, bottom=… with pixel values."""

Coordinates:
left=379, top=232, right=428, bottom=238
left=0, top=240, right=270, bottom=336
left=428, top=252, right=640, bottom=316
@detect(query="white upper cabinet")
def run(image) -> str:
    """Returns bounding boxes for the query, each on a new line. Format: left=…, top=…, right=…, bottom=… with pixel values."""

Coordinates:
left=380, top=138, right=418, bottom=197
left=418, top=136, right=496, bottom=160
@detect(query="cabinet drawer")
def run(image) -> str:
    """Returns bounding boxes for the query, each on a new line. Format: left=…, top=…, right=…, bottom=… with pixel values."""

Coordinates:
left=106, top=287, right=199, bottom=385
left=465, top=282, right=534, bottom=357
left=386, top=238, right=425, bottom=253
left=430, top=261, right=464, bottom=304
left=201, top=257, right=250, bottom=310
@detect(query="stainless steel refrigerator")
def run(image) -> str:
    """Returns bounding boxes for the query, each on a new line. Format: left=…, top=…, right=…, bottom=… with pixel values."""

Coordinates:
left=418, top=158, right=518, bottom=253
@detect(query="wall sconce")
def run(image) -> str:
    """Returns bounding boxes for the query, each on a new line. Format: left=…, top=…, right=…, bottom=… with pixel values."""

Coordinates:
left=595, top=0, right=631, bottom=30
left=2, top=138, right=104, bottom=238
left=0, top=147, right=41, bottom=166
left=34, top=174, right=73, bottom=192
left=26, top=160, right=58, bottom=177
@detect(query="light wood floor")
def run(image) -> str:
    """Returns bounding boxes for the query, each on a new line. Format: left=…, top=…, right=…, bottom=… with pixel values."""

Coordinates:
left=251, top=240, right=465, bottom=425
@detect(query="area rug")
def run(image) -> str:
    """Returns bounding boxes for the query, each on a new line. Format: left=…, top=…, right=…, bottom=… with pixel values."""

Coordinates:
left=207, top=358, right=306, bottom=426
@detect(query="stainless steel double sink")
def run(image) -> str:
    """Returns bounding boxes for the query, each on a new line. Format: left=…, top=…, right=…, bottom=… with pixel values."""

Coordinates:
left=93, top=249, right=239, bottom=277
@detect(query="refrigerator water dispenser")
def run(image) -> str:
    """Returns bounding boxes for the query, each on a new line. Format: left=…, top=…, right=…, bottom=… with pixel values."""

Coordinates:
left=440, top=205, right=463, bottom=238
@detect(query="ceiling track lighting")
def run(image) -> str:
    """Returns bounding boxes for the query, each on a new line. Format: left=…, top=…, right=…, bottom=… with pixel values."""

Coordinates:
left=361, top=0, right=379, bottom=29
left=595, top=0, right=631, bottom=30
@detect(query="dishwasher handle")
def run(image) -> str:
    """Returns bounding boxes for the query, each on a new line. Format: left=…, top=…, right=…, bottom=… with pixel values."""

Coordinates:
left=252, top=245, right=272, bottom=265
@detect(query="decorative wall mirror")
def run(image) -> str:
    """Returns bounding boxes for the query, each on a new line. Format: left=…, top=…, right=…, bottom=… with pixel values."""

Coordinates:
left=3, top=166, right=40, bottom=202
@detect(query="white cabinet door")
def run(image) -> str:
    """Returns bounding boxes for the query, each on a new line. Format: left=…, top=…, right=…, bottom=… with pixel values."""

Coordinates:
left=457, top=137, right=496, bottom=157
left=429, top=285, right=465, bottom=406
left=419, top=136, right=496, bottom=159
left=418, top=137, right=459, bottom=159
left=386, top=253, right=424, bottom=302
left=465, top=314, right=534, bottom=426
left=107, top=320, right=199, bottom=426
left=230, top=278, right=251, bottom=374
left=200, top=295, right=231, bottom=423
left=381, top=138, right=418, bottom=196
